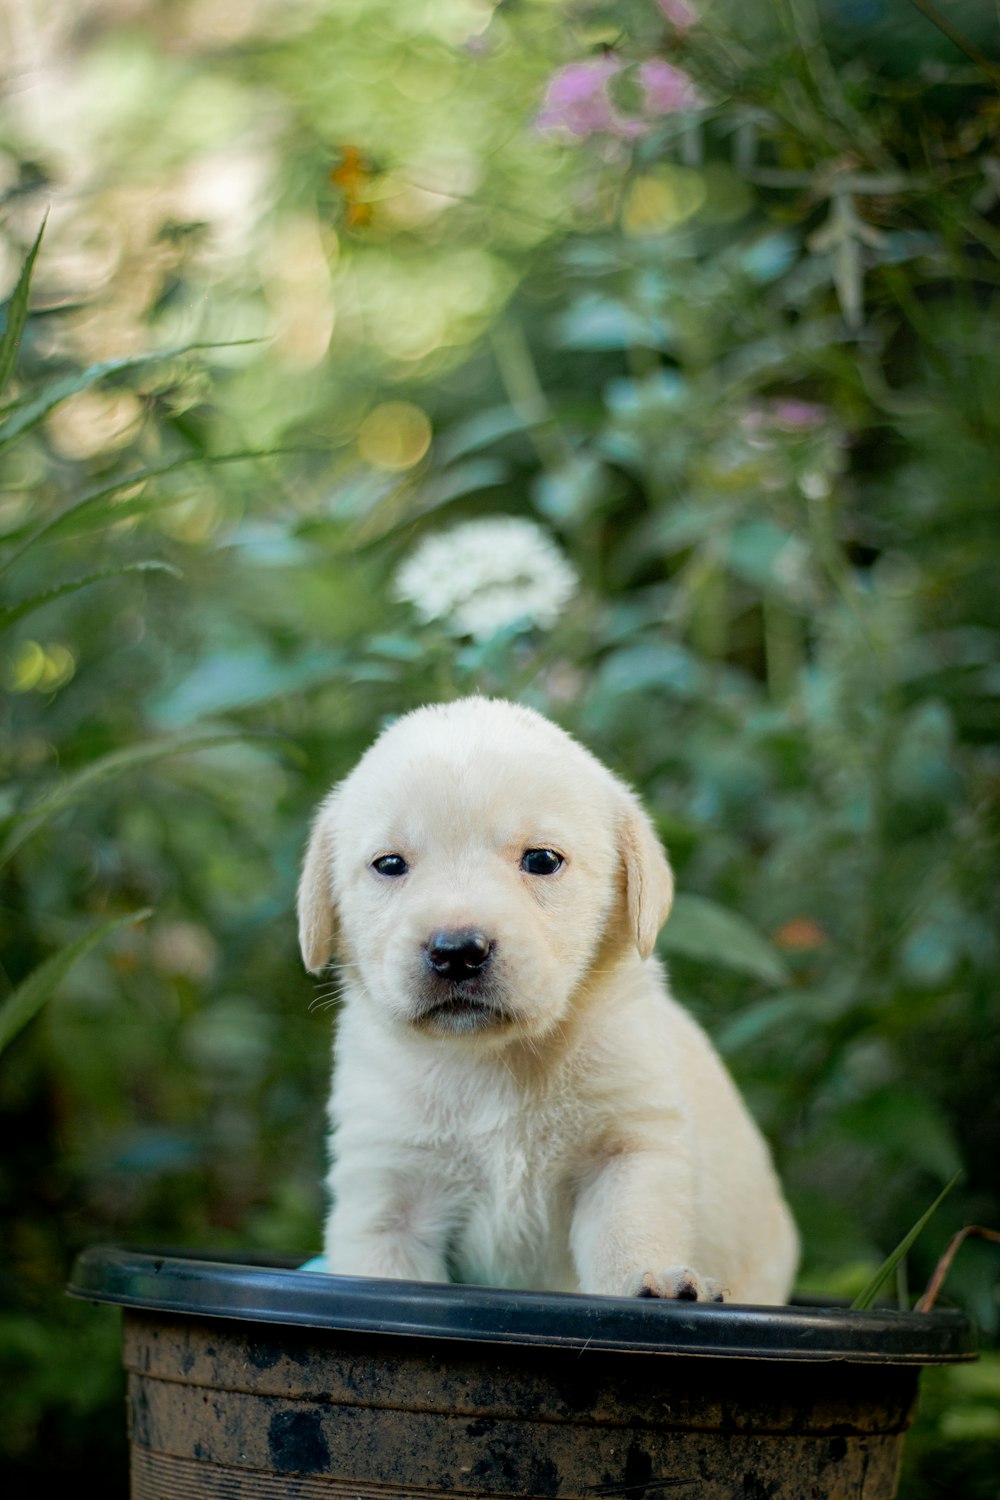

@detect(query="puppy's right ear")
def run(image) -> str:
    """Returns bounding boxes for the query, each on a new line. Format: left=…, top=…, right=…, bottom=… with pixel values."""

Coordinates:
left=298, top=793, right=340, bottom=974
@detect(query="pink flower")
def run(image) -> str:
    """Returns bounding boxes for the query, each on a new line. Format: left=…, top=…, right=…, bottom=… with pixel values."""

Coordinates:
left=656, top=0, right=699, bottom=33
left=741, top=400, right=831, bottom=441
left=538, top=54, right=704, bottom=142
left=536, top=57, right=645, bottom=139
left=638, top=58, right=703, bottom=116
left=771, top=399, right=830, bottom=431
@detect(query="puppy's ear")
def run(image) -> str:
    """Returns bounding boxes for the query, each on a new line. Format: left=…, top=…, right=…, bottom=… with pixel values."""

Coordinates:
left=298, top=793, right=340, bottom=974
left=618, top=795, right=675, bottom=960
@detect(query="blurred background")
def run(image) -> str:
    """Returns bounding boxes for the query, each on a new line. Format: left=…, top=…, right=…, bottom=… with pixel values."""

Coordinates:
left=1, top=0, right=998, bottom=1490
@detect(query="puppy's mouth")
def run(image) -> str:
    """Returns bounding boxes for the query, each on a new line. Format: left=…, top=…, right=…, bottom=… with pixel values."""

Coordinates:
left=413, top=985, right=515, bottom=1035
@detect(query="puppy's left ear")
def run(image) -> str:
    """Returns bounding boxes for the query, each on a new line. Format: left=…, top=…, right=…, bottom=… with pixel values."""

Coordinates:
left=297, top=792, right=340, bottom=974
left=618, top=795, right=675, bottom=960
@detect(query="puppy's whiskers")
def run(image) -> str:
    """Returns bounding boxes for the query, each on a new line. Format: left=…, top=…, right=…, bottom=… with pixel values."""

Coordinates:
left=309, top=988, right=347, bottom=1013
left=308, top=961, right=359, bottom=1013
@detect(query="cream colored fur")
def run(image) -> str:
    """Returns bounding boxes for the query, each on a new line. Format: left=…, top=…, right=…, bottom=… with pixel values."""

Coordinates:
left=298, top=697, right=798, bottom=1304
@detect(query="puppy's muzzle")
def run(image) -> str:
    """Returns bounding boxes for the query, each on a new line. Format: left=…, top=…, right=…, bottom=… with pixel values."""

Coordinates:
left=425, top=928, right=493, bottom=982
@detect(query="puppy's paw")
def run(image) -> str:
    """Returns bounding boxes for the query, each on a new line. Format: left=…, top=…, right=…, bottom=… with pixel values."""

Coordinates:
left=633, top=1266, right=728, bottom=1303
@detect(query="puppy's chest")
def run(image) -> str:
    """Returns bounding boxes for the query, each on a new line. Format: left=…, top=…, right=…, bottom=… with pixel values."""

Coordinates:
left=423, top=1089, right=582, bottom=1292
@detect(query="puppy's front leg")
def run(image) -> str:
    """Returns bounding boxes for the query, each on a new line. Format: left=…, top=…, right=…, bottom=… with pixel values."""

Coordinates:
left=323, top=1163, right=451, bottom=1283
left=570, top=1148, right=726, bottom=1302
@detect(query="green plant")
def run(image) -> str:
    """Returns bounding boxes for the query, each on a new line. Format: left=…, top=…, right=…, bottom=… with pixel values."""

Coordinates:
left=0, top=220, right=305, bottom=1477
left=0, top=227, right=250, bottom=1049
left=852, top=1172, right=961, bottom=1311
left=1, top=0, right=998, bottom=1489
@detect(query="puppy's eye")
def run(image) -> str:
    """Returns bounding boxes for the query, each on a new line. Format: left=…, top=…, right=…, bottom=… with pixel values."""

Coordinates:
left=372, top=854, right=408, bottom=878
left=521, top=848, right=564, bottom=876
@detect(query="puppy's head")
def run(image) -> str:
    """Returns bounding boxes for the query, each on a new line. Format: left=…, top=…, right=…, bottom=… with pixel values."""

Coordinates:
left=298, top=698, right=673, bottom=1045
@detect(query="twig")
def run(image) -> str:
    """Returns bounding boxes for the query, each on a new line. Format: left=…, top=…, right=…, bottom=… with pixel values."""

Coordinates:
left=905, top=0, right=1000, bottom=89
left=916, top=1225, right=1000, bottom=1312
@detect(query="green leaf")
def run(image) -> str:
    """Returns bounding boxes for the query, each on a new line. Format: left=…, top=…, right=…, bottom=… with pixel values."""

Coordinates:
left=738, top=232, right=798, bottom=284
left=726, top=520, right=814, bottom=604
left=347, top=460, right=509, bottom=547
left=436, top=405, right=531, bottom=464
left=0, top=909, right=151, bottom=1054
left=836, top=1089, right=963, bottom=1183
left=851, top=1171, right=961, bottom=1311
left=0, top=732, right=249, bottom=865
left=149, top=647, right=344, bottom=726
left=0, top=560, right=178, bottom=631
left=398, top=459, right=508, bottom=531
left=532, top=456, right=606, bottom=523
left=596, top=643, right=700, bottom=700
left=554, top=295, right=673, bottom=352
left=715, top=994, right=807, bottom=1053
left=648, top=504, right=733, bottom=556
left=0, top=215, right=46, bottom=398
left=661, top=892, right=789, bottom=985
left=0, top=340, right=247, bottom=451
left=0, top=449, right=272, bottom=573
left=0, top=354, right=162, bottom=451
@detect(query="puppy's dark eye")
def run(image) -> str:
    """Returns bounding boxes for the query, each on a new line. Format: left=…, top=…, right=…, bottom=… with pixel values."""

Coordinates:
left=372, top=854, right=408, bottom=878
left=521, top=848, right=564, bottom=876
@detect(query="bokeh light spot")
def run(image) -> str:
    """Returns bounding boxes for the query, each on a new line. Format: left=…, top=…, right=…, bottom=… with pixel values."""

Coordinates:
left=5, top=640, right=46, bottom=692
left=622, top=166, right=706, bottom=237
left=357, top=402, right=432, bottom=470
left=47, top=389, right=143, bottom=460
left=38, top=643, right=76, bottom=691
left=4, top=640, right=76, bottom=693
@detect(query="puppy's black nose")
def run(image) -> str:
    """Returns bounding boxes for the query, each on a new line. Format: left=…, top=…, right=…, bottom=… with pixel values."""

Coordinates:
left=426, top=928, right=492, bottom=981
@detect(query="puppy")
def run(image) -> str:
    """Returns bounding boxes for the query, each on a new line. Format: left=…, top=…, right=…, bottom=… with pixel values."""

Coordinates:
left=298, top=697, right=798, bottom=1304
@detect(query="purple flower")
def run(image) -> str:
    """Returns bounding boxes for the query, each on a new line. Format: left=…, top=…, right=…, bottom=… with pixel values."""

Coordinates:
left=656, top=0, right=699, bottom=33
left=537, top=57, right=645, bottom=139
left=638, top=58, right=703, bottom=116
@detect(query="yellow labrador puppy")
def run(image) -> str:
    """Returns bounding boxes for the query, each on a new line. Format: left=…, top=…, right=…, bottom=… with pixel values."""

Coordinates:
left=299, top=697, right=798, bottom=1304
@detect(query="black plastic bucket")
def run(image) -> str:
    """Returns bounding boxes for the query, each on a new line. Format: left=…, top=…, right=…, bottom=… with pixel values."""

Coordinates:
left=68, top=1245, right=976, bottom=1500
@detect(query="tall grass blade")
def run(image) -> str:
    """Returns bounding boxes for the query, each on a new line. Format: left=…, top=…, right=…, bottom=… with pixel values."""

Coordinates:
left=0, top=908, right=151, bottom=1055
left=0, top=340, right=260, bottom=451
left=0, top=732, right=250, bottom=865
left=0, top=449, right=278, bottom=572
left=0, top=560, right=179, bottom=631
left=0, top=215, right=46, bottom=398
left=851, top=1171, right=962, bottom=1310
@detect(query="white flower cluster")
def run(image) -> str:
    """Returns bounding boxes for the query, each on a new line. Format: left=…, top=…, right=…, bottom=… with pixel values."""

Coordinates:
left=394, top=516, right=578, bottom=641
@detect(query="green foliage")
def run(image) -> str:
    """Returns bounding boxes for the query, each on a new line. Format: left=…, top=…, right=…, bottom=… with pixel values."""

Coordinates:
left=901, top=1354, right=1000, bottom=1500
left=1, top=0, right=999, bottom=1488
left=662, top=893, right=789, bottom=986
left=0, top=214, right=46, bottom=397
left=0, top=218, right=311, bottom=1473
left=852, top=1172, right=961, bottom=1312
left=0, top=909, right=151, bottom=1055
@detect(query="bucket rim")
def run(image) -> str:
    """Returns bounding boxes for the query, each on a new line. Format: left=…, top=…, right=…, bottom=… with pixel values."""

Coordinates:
left=67, top=1244, right=977, bottom=1365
